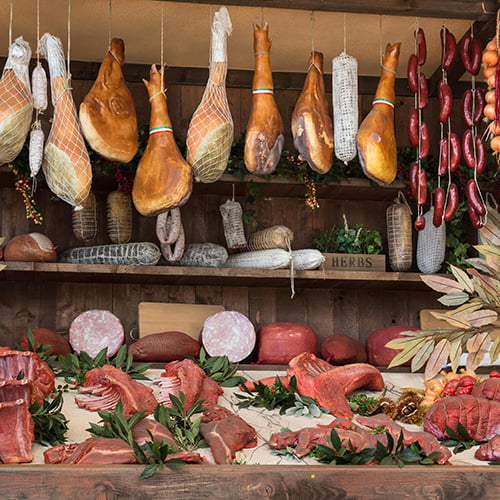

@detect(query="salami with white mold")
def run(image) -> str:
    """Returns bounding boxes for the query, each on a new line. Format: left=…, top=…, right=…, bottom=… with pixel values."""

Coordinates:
left=201, top=311, right=256, bottom=362
left=69, top=310, right=124, bottom=359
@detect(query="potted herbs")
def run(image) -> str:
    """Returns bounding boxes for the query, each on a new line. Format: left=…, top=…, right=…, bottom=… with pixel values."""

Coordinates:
left=313, top=215, right=385, bottom=271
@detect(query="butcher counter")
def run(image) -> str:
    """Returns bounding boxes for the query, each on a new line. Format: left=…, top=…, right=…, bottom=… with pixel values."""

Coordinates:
left=1, top=369, right=500, bottom=499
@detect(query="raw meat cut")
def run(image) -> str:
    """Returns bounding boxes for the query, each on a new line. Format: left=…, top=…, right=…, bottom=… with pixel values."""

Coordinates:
left=44, top=437, right=135, bottom=465
left=0, top=399, right=34, bottom=464
left=186, top=7, right=233, bottom=183
left=475, top=435, right=500, bottom=461
left=291, top=51, right=333, bottom=174
left=201, top=311, right=256, bottom=362
left=0, top=379, right=39, bottom=406
left=357, top=42, right=400, bottom=186
left=131, top=418, right=175, bottom=447
left=244, top=23, right=284, bottom=174
left=69, top=309, right=124, bottom=359
left=129, top=331, right=200, bottom=362
left=79, top=38, right=138, bottom=163
left=423, top=394, right=500, bottom=442
left=154, top=358, right=223, bottom=409
left=199, top=405, right=257, bottom=464
left=0, top=37, right=32, bottom=164
left=20, top=328, right=71, bottom=356
left=0, top=347, right=55, bottom=400
left=287, top=352, right=385, bottom=418
left=471, top=377, right=500, bottom=401
left=132, top=65, right=192, bottom=217
left=39, top=33, right=92, bottom=208
left=75, top=365, right=157, bottom=415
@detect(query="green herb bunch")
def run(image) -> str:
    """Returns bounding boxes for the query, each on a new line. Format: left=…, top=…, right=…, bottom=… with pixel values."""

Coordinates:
left=313, top=214, right=383, bottom=255
left=57, top=345, right=151, bottom=388
left=22, top=329, right=58, bottom=370
left=347, top=393, right=380, bottom=416
left=190, top=348, right=246, bottom=387
left=29, top=391, right=69, bottom=446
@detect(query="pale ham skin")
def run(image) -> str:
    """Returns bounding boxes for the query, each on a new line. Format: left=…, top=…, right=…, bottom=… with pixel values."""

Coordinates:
left=244, top=23, right=285, bottom=175
left=132, top=65, right=193, bottom=217
left=357, top=42, right=401, bottom=186
left=39, top=33, right=92, bottom=208
left=291, top=51, right=333, bottom=174
left=80, top=38, right=138, bottom=163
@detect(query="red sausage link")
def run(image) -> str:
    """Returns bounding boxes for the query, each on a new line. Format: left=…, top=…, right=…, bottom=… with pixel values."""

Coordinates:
left=417, top=169, right=427, bottom=206
left=450, top=133, right=461, bottom=172
left=438, top=138, right=449, bottom=176
left=415, top=214, right=426, bottom=231
left=441, top=27, right=457, bottom=71
left=416, top=28, right=426, bottom=66
left=418, top=73, right=428, bottom=109
left=410, top=162, right=419, bottom=202
left=444, top=183, right=459, bottom=222
left=462, top=128, right=475, bottom=168
left=408, top=108, right=419, bottom=147
left=460, top=33, right=473, bottom=73
left=462, top=89, right=473, bottom=128
left=433, top=187, right=445, bottom=227
left=473, top=88, right=486, bottom=125
left=439, top=81, right=452, bottom=123
left=419, top=122, right=429, bottom=160
left=467, top=179, right=486, bottom=216
left=475, top=136, right=487, bottom=174
left=470, top=37, right=482, bottom=76
left=407, top=54, right=418, bottom=93
left=468, top=202, right=484, bottom=228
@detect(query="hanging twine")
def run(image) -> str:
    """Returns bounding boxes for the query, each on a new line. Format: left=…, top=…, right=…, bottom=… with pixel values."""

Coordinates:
left=36, top=0, right=40, bottom=63
left=343, top=13, right=347, bottom=53
left=308, top=11, right=321, bottom=73
left=108, top=0, right=113, bottom=47
left=160, top=1, right=165, bottom=91
left=8, top=0, right=13, bottom=47
left=67, top=0, right=72, bottom=81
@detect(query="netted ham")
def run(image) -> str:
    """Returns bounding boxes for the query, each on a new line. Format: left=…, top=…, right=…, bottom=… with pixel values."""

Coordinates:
left=186, top=7, right=233, bottom=183
left=80, top=38, right=138, bottom=163
left=0, top=36, right=32, bottom=164
left=291, top=51, right=333, bottom=174
left=0, top=399, right=34, bottom=464
left=132, top=65, right=192, bottom=216
left=39, top=33, right=92, bottom=208
left=75, top=364, right=157, bottom=416
left=244, top=23, right=284, bottom=174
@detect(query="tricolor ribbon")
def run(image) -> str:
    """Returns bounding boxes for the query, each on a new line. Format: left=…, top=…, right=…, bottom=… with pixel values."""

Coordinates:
left=252, top=88, right=274, bottom=95
left=372, top=98, right=394, bottom=109
left=149, top=126, right=173, bottom=136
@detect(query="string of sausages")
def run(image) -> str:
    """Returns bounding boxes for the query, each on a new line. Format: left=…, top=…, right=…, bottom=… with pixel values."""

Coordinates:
left=407, top=25, right=428, bottom=230
left=461, top=25, right=487, bottom=228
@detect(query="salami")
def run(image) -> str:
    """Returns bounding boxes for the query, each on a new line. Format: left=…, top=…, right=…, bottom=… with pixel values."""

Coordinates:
left=69, top=310, right=124, bottom=359
left=201, top=311, right=256, bottom=362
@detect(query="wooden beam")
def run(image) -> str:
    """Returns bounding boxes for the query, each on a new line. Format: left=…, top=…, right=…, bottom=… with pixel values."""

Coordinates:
left=428, top=18, right=497, bottom=96
left=153, top=0, right=497, bottom=20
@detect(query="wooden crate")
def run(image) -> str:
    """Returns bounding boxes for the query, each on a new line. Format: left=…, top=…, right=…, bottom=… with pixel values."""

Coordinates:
left=322, top=253, right=386, bottom=272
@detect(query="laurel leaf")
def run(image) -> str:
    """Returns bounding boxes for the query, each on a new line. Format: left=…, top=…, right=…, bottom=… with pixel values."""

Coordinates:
left=450, top=265, right=475, bottom=293
left=424, top=339, right=451, bottom=380
left=489, top=333, right=500, bottom=364
left=411, top=339, right=435, bottom=372
left=464, top=310, right=498, bottom=328
left=387, top=338, right=428, bottom=369
left=420, top=275, right=465, bottom=294
left=430, top=312, right=471, bottom=329
left=437, top=292, right=470, bottom=307
left=449, top=337, right=464, bottom=373
left=466, top=332, right=491, bottom=353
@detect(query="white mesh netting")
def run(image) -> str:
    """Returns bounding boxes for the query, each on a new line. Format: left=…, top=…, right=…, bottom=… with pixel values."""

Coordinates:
left=417, top=208, right=446, bottom=274
left=386, top=193, right=413, bottom=272
left=0, top=37, right=33, bottom=164
left=332, top=53, right=358, bottom=163
left=39, top=33, right=91, bottom=208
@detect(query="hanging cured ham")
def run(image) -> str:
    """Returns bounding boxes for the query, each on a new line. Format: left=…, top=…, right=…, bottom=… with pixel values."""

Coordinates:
left=186, top=7, right=233, bottom=183
left=39, top=33, right=92, bottom=208
left=80, top=38, right=138, bottom=163
left=357, top=42, right=401, bottom=186
left=0, top=37, right=32, bottom=164
left=291, top=51, right=333, bottom=174
left=132, top=65, right=192, bottom=217
left=244, top=23, right=284, bottom=175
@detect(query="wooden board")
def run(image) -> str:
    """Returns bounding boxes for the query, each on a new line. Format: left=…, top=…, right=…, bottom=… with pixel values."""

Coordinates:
left=419, top=309, right=449, bottom=329
left=138, top=302, right=225, bottom=340
left=323, top=253, right=386, bottom=272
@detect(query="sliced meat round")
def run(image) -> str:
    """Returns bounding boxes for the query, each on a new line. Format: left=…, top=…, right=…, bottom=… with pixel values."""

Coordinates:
left=69, top=310, right=124, bottom=359
left=201, top=311, right=256, bottom=362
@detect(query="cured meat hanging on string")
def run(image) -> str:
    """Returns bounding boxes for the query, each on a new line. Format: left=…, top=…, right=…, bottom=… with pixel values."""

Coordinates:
left=357, top=41, right=400, bottom=186
left=186, top=6, right=233, bottom=183
left=39, top=33, right=92, bottom=208
left=244, top=22, right=285, bottom=175
left=0, top=36, right=32, bottom=164
left=79, top=38, right=138, bottom=163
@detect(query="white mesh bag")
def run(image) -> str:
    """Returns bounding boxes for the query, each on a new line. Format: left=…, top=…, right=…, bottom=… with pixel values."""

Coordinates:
left=417, top=207, right=446, bottom=274
left=332, top=53, right=358, bottom=163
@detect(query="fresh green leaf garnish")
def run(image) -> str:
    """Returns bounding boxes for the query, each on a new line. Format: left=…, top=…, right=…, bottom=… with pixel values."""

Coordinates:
left=189, top=348, right=246, bottom=387
left=440, top=423, right=479, bottom=454
left=22, top=329, right=57, bottom=369
left=347, top=393, right=380, bottom=416
left=29, top=391, right=69, bottom=446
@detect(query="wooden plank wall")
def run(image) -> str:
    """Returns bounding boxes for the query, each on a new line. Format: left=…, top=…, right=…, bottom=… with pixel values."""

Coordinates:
left=0, top=76, right=450, bottom=354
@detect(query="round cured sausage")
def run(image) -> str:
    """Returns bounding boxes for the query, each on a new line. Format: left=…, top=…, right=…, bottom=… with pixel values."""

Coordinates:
left=201, top=311, right=256, bottom=362
left=69, top=310, right=124, bottom=359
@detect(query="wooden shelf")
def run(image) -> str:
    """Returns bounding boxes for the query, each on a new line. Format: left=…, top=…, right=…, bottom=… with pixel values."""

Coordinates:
left=0, top=261, right=436, bottom=290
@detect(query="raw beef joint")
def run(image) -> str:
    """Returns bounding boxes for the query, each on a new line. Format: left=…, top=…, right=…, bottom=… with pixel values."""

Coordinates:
left=199, top=405, right=257, bottom=464
left=75, top=364, right=157, bottom=415
left=186, top=7, right=233, bottom=183
left=0, top=399, right=34, bottom=464
left=80, top=38, right=138, bottom=163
